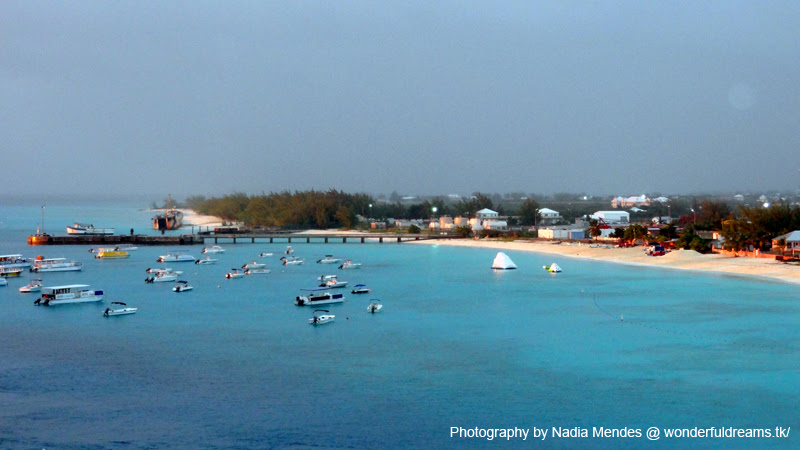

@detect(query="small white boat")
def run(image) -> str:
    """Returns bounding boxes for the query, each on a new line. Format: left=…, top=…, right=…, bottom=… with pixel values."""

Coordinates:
left=491, top=252, right=517, bottom=270
left=281, top=256, right=304, bottom=266
left=104, top=302, right=137, bottom=316
left=338, top=259, right=361, bottom=270
left=317, top=255, right=342, bottom=264
left=0, top=254, right=33, bottom=269
left=157, top=250, right=196, bottom=263
left=202, top=245, right=226, bottom=254
left=226, top=269, right=244, bottom=279
left=543, top=263, right=562, bottom=273
left=319, top=278, right=348, bottom=289
left=145, top=267, right=183, bottom=274
left=195, top=256, right=218, bottom=265
left=317, top=274, right=337, bottom=281
left=295, top=289, right=345, bottom=306
left=35, top=284, right=104, bottom=306
left=351, top=284, right=371, bottom=294
left=242, top=261, right=268, bottom=270
left=259, top=252, right=273, bottom=257
left=172, top=280, right=193, bottom=292
left=245, top=268, right=271, bottom=275
left=67, top=223, right=115, bottom=235
left=0, top=266, right=25, bottom=277
left=19, top=279, right=43, bottom=293
left=145, top=268, right=179, bottom=283
left=284, top=246, right=294, bottom=255
left=0, top=278, right=7, bottom=287
left=308, top=309, right=335, bottom=325
left=367, top=299, right=383, bottom=313
left=31, top=257, right=83, bottom=273
left=115, top=244, right=138, bottom=251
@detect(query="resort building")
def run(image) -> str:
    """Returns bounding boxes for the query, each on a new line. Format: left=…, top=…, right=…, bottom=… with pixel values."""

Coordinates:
left=537, top=208, right=562, bottom=225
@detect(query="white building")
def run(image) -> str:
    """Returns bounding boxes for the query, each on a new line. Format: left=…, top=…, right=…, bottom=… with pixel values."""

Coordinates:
left=538, top=208, right=562, bottom=225
left=475, top=208, right=499, bottom=220
left=483, top=219, right=508, bottom=231
left=591, top=211, right=630, bottom=224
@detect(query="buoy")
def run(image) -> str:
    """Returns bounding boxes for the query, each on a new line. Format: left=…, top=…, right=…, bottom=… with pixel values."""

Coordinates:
left=621, top=314, right=624, bottom=322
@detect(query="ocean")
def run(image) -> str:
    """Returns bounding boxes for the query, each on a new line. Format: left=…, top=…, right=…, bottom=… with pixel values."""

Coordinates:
left=0, top=200, right=798, bottom=448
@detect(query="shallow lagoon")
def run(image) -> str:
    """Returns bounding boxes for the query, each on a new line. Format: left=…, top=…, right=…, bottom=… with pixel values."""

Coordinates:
left=0, top=203, right=797, bottom=448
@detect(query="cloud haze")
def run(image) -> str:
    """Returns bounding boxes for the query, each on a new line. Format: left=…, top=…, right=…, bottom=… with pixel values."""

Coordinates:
left=3, top=1, right=799, bottom=197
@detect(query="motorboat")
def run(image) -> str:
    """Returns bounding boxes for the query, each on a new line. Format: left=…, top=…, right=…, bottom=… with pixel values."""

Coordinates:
left=35, top=284, right=104, bottom=305
left=157, top=250, right=196, bottom=263
left=66, top=223, right=115, bottom=235
left=338, top=260, right=361, bottom=270
left=0, top=266, right=24, bottom=278
left=259, top=252, right=273, bottom=257
left=226, top=269, right=244, bottom=279
left=19, top=279, right=43, bottom=293
left=281, top=256, right=304, bottom=266
left=153, top=208, right=183, bottom=231
left=319, top=278, right=348, bottom=289
left=245, top=268, right=271, bottom=275
left=0, top=278, right=7, bottom=287
left=295, top=288, right=345, bottom=306
left=242, top=261, right=268, bottom=270
left=0, top=254, right=33, bottom=269
left=94, top=247, right=130, bottom=259
left=115, top=244, right=138, bottom=251
left=202, top=245, right=226, bottom=254
left=308, top=309, right=335, bottom=325
left=104, top=302, right=137, bottom=316
left=31, top=257, right=83, bottom=273
left=145, top=268, right=179, bottom=283
left=195, top=256, right=218, bottom=265
left=145, top=267, right=182, bottom=274
left=317, top=274, right=337, bottom=281
left=351, top=284, right=371, bottom=294
left=172, top=280, right=193, bottom=292
left=491, top=252, right=517, bottom=270
left=284, top=246, right=293, bottom=255
left=367, top=299, right=383, bottom=313
left=317, top=255, right=342, bottom=264
left=543, top=263, right=562, bottom=273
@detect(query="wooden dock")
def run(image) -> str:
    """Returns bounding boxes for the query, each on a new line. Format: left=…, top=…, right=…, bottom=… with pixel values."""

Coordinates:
left=27, top=233, right=453, bottom=246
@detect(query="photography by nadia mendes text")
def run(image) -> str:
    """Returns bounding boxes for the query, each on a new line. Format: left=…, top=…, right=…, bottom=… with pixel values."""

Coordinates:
left=450, top=426, right=791, bottom=441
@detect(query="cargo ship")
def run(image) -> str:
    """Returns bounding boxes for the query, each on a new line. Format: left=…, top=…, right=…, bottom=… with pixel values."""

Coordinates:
left=153, top=208, right=184, bottom=231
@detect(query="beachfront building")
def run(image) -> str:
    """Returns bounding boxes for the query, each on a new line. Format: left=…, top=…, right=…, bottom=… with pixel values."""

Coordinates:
left=538, top=208, right=562, bottom=225
left=476, top=208, right=499, bottom=221
left=539, top=227, right=585, bottom=240
left=482, top=219, right=508, bottom=232
left=590, top=211, right=630, bottom=224
left=771, top=231, right=800, bottom=253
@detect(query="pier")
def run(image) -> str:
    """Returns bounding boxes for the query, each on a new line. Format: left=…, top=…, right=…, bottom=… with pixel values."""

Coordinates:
left=27, top=233, right=453, bottom=246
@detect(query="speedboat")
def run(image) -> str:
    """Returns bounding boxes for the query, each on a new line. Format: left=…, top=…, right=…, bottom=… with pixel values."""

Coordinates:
left=202, top=245, right=226, bottom=254
left=19, top=279, right=43, bottom=293
left=543, top=263, right=562, bottom=273
left=226, top=269, right=244, bottom=279
left=281, top=256, right=304, bottom=266
left=145, top=268, right=180, bottom=283
left=115, top=244, right=138, bottom=251
left=31, top=257, right=83, bottom=273
left=317, top=255, right=342, bottom=264
left=367, top=299, right=383, bottom=313
left=35, top=284, right=104, bottom=305
left=295, top=289, right=345, bottom=306
left=319, top=278, right=348, bottom=289
left=284, top=246, right=293, bottom=255
left=317, top=274, right=337, bottom=281
left=172, top=280, right=193, bottom=292
left=242, top=261, right=268, bottom=270
left=0, top=278, right=6, bottom=287
left=338, top=259, right=361, bottom=270
left=245, top=268, right=270, bottom=275
left=351, top=284, right=371, bottom=294
left=67, top=223, right=115, bottom=235
left=195, top=256, right=218, bottom=265
left=156, top=250, right=196, bottom=263
left=94, top=247, right=130, bottom=259
left=259, top=252, right=273, bottom=257
left=145, top=267, right=182, bottom=274
left=103, top=302, right=137, bottom=316
left=308, top=309, right=335, bottom=325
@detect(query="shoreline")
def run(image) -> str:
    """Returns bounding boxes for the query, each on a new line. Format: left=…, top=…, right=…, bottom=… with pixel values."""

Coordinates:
left=407, top=238, right=800, bottom=286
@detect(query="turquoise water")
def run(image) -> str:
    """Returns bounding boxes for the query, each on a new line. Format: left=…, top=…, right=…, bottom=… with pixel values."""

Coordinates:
left=0, top=202, right=798, bottom=448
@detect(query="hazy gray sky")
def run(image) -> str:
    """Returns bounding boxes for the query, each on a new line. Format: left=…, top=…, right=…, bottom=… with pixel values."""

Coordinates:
left=3, top=1, right=799, bottom=198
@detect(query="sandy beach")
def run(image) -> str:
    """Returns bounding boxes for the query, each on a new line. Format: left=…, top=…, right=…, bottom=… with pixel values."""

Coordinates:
left=408, top=238, right=800, bottom=286
left=180, top=209, right=227, bottom=228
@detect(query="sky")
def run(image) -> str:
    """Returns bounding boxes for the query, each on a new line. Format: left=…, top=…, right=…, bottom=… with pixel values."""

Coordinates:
left=3, top=1, right=800, bottom=199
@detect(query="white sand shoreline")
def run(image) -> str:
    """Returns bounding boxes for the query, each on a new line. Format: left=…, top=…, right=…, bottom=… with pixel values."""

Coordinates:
left=407, top=238, right=800, bottom=286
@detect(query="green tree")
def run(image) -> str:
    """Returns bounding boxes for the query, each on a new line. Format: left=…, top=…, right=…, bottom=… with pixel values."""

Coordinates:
left=518, top=198, right=541, bottom=226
